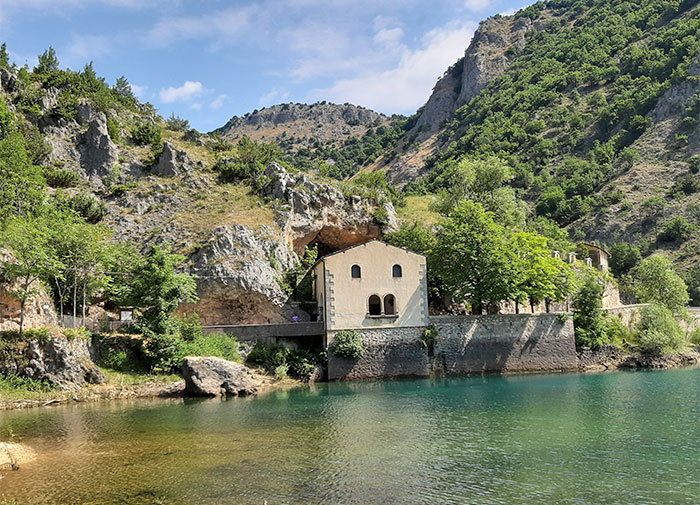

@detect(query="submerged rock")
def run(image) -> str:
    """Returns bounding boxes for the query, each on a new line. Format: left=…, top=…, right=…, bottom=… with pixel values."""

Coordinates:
left=182, top=356, right=262, bottom=397
left=0, top=442, right=36, bottom=472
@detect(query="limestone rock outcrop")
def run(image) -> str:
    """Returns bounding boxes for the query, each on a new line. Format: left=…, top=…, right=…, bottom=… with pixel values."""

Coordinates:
left=259, top=162, right=397, bottom=254
left=153, top=141, right=193, bottom=177
left=80, top=110, right=119, bottom=182
left=178, top=224, right=301, bottom=325
left=182, top=356, right=262, bottom=397
left=0, top=336, right=105, bottom=390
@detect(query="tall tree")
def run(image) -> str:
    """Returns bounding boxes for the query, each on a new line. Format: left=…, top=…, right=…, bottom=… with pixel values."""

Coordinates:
left=114, top=76, right=135, bottom=99
left=634, top=255, right=689, bottom=314
left=0, top=217, right=60, bottom=336
left=0, top=43, right=8, bottom=69
left=130, top=244, right=198, bottom=335
left=34, top=46, right=59, bottom=74
left=432, top=201, right=516, bottom=314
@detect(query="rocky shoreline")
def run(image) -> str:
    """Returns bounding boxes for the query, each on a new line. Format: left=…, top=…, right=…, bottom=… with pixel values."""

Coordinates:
left=577, top=345, right=700, bottom=372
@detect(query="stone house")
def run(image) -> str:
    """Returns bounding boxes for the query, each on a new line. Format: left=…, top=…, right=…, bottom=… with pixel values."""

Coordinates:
left=312, top=240, right=429, bottom=331
left=581, top=242, right=610, bottom=272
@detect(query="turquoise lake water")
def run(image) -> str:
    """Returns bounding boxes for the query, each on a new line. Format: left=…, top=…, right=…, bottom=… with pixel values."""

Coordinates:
left=1, top=368, right=699, bottom=504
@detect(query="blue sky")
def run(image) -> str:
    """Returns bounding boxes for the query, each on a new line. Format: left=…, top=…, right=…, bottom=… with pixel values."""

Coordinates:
left=0, top=0, right=532, bottom=131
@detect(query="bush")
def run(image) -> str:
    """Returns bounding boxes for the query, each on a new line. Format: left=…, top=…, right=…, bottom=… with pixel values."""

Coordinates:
left=106, top=116, right=120, bottom=142
left=371, top=205, right=390, bottom=226
left=658, top=217, right=697, bottom=242
left=178, top=313, right=202, bottom=341
left=689, top=155, right=700, bottom=174
left=131, top=122, right=162, bottom=147
left=287, top=348, right=325, bottom=378
left=635, top=304, right=685, bottom=354
left=330, top=330, right=365, bottom=359
left=42, top=166, right=80, bottom=188
left=99, top=348, right=130, bottom=371
left=142, top=328, right=185, bottom=374
left=68, top=193, right=108, bottom=223
left=246, top=342, right=289, bottom=374
left=573, top=275, right=607, bottom=348
left=165, top=114, right=190, bottom=132
left=689, top=327, right=700, bottom=346
left=602, top=315, right=632, bottom=347
left=182, top=333, right=241, bottom=363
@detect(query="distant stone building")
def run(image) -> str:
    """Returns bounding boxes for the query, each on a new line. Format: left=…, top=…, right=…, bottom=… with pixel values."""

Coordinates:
left=312, top=240, right=429, bottom=331
left=581, top=242, right=610, bottom=272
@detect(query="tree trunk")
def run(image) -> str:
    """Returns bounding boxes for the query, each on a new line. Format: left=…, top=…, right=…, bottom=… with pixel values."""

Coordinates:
left=73, top=278, right=78, bottom=323
left=515, top=301, right=520, bottom=314
left=545, top=299, right=551, bottom=313
left=81, top=279, right=87, bottom=327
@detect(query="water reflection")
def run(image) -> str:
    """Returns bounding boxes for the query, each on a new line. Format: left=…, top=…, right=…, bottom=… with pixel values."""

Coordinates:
left=1, top=369, right=700, bottom=504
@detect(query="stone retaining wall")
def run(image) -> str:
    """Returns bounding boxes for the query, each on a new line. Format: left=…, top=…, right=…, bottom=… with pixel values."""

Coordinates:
left=328, top=313, right=577, bottom=380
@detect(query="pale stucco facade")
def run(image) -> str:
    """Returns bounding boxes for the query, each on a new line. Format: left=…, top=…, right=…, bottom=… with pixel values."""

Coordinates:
left=312, top=240, right=429, bottom=331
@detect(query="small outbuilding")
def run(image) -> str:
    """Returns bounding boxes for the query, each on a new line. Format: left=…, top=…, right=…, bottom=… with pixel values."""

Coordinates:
left=581, top=242, right=610, bottom=272
left=312, top=240, right=429, bottom=331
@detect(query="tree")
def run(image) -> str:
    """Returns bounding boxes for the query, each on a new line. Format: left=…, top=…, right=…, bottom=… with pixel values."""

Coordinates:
left=572, top=274, right=607, bottom=348
left=634, top=255, right=689, bottom=313
left=130, top=244, right=198, bottom=335
left=509, top=232, right=575, bottom=313
left=34, top=46, right=59, bottom=74
left=432, top=201, right=516, bottom=314
left=0, top=130, right=45, bottom=222
left=0, top=217, right=60, bottom=336
left=114, top=76, right=135, bottom=100
left=165, top=113, right=190, bottom=132
left=608, top=242, right=641, bottom=277
left=636, top=303, right=684, bottom=353
left=0, top=43, right=8, bottom=69
left=684, top=264, right=700, bottom=307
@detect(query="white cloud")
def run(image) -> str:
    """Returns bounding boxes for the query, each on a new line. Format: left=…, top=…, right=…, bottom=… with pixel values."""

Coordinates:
left=129, top=83, right=148, bottom=100
left=210, top=94, right=228, bottom=110
left=258, top=88, right=290, bottom=107
left=159, top=81, right=204, bottom=103
left=65, top=34, right=111, bottom=66
left=147, top=6, right=257, bottom=47
left=464, top=0, right=492, bottom=12
left=309, top=20, right=474, bottom=113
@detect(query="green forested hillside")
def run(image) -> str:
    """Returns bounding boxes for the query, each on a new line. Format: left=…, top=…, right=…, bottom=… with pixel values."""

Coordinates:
left=384, top=0, right=700, bottom=296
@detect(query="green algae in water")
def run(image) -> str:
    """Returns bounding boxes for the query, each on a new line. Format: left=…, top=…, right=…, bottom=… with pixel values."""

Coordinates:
left=1, top=368, right=700, bottom=504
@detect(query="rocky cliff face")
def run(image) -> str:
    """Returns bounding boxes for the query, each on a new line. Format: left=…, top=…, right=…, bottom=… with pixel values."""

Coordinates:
left=215, top=102, right=389, bottom=149
left=380, top=14, right=543, bottom=185
left=178, top=162, right=397, bottom=326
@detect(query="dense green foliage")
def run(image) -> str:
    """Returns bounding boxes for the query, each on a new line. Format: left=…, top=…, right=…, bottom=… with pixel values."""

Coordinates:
left=636, top=303, right=685, bottom=353
left=246, top=342, right=325, bottom=379
left=572, top=274, right=607, bottom=347
left=633, top=255, right=689, bottom=313
left=214, top=135, right=283, bottom=182
left=417, top=0, right=700, bottom=230
left=329, top=330, right=365, bottom=360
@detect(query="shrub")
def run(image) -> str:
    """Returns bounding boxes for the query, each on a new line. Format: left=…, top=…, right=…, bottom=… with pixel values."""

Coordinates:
left=142, top=328, right=185, bottom=374
left=273, top=363, right=289, bottom=379
left=669, top=175, right=699, bottom=196
left=330, top=330, right=364, bottom=359
left=246, top=342, right=289, bottom=374
left=131, top=122, right=162, bottom=147
left=420, top=324, right=437, bottom=353
left=689, top=155, right=700, bottom=174
left=635, top=304, right=685, bottom=354
left=371, top=205, right=390, bottom=226
left=69, top=193, right=108, bottom=223
left=99, top=348, right=130, bottom=371
left=106, top=116, right=120, bottom=142
left=287, top=348, right=325, bottom=378
left=182, top=333, right=241, bottom=363
left=165, top=114, right=190, bottom=132
left=689, top=327, right=700, bottom=346
left=178, top=313, right=202, bottom=341
left=573, top=275, right=607, bottom=348
left=42, top=166, right=80, bottom=188
left=658, top=217, right=697, bottom=242
left=602, top=315, right=632, bottom=347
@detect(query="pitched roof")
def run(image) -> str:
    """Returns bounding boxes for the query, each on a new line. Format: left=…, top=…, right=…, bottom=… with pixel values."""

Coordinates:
left=313, top=239, right=426, bottom=269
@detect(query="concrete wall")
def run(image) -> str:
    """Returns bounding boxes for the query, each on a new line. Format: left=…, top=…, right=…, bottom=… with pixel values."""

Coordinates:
left=203, top=322, right=325, bottom=348
left=328, top=313, right=577, bottom=380
left=318, top=241, right=429, bottom=330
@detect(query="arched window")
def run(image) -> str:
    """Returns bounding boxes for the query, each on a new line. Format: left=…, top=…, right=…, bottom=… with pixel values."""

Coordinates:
left=392, top=264, right=402, bottom=278
left=351, top=264, right=361, bottom=279
left=368, top=295, right=381, bottom=315
left=384, top=294, right=396, bottom=315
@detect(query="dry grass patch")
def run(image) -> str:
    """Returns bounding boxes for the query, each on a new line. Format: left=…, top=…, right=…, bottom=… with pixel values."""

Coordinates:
left=397, top=195, right=440, bottom=226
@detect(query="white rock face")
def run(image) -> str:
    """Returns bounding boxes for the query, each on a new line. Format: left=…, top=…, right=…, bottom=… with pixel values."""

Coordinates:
left=182, top=356, right=262, bottom=397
